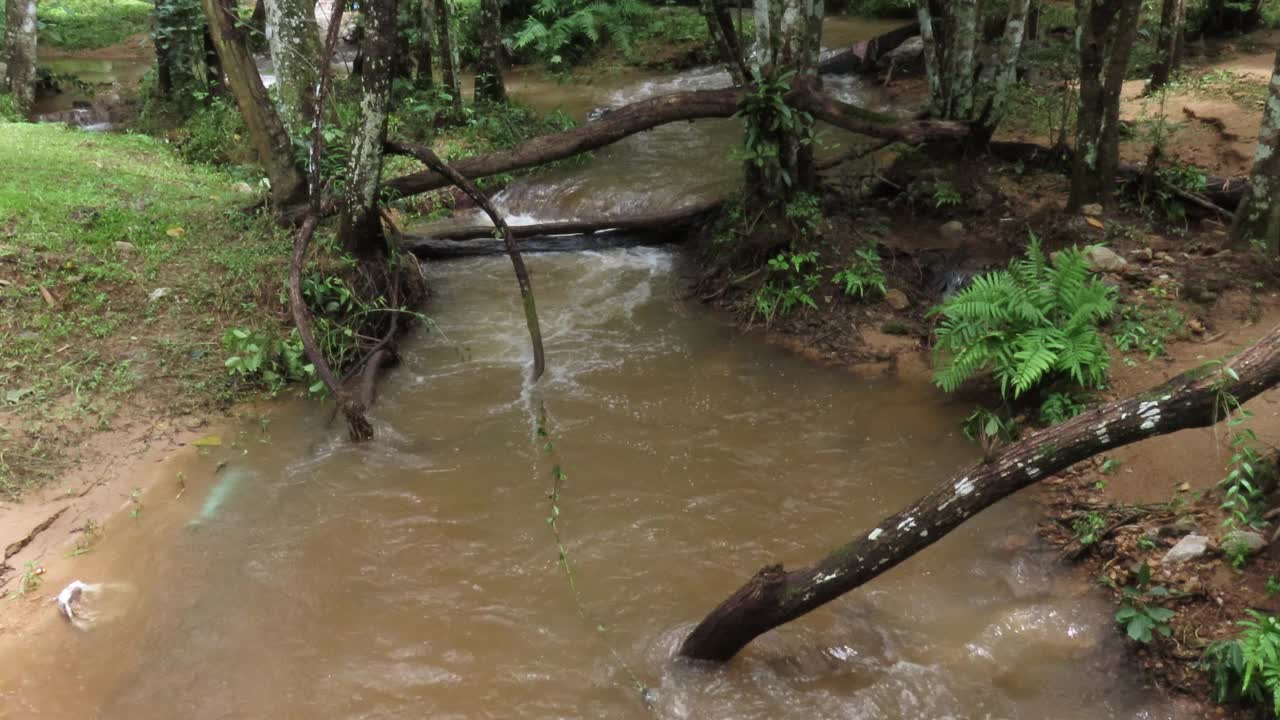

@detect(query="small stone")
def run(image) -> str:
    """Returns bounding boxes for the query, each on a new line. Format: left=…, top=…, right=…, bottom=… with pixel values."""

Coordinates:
left=234, top=182, right=254, bottom=194
left=114, top=241, right=137, bottom=255
left=1081, top=203, right=1104, bottom=217
left=879, top=320, right=910, bottom=336
left=148, top=287, right=170, bottom=302
left=1084, top=245, right=1127, bottom=272
left=939, top=220, right=966, bottom=240
left=1130, top=247, right=1153, bottom=263
left=1222, top=529, right=1267, bottom=555
left=1162, top=534, right=1211, bottom=563
left=884, top=289, right=910, bottom=310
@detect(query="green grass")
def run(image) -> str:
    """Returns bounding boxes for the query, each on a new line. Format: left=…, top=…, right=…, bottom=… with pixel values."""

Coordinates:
left=0, top=122, right=289, bottom=497
left=38, top=0, right=154, bottom=51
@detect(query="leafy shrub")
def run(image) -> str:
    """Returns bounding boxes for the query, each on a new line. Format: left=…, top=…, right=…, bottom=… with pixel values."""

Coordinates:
left=179, top=97, right=248, bottom=166
left=931, top=236, right=1116, bottom=398
left=513, top=0, right=653, bottom=66
left=1072, top=510, right=1106, bottom=546
left=754, top=251, right=819, bottom=324
left=0, top=94, right=22, bottom=122
left=833, top=243, right=887, bottom=300
left=223, top=327, right=321, bottom=395
left=1114, top=562, right=1174, bottom=644
left=1214, top=611, right=1280, bottom=715
left=1039, top=390, right=1088, bottom=425
left=38, top=0, right=153, bottom=50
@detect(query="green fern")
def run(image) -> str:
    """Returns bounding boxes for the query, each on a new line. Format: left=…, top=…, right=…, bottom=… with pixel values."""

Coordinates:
left=513, top=0, right=652, bottom=65
left=931, top=234, right=1117, bottom=398
left=1239, top=611, right=1280, bottom=715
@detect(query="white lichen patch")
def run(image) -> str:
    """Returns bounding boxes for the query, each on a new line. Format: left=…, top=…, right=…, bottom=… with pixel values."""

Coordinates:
left=814, top=571, right=841, bottom=584
left=897, top=516, right=917, bottom=532
left=955, top=477, right=975, bottom=496
left=868, top=528, right=883, bottom=541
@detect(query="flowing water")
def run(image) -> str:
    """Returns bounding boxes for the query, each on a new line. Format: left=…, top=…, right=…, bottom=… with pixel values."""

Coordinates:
left=2, top=17, right=1191, bottom=719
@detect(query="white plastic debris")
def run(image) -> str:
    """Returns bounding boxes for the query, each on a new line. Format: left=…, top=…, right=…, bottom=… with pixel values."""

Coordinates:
left=55, top=580, right=89, bottom=621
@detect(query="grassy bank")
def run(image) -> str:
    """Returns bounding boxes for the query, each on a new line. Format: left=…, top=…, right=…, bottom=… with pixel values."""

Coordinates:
left=0, top=122, right=289, bottom=497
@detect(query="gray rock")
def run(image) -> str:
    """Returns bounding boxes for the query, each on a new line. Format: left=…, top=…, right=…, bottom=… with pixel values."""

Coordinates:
left=1222, top=530, right=1268, bottom=555
left=884, top=288, right=910, bottom=310
left=1158, top=516, right=1199, bottom=538
left=1162, top=534, right=1211, bottom=563
left=1081, top=203, right=1104, bottom=217
left=114, top=241, right=137, bottom=255
left=939, top=220, right=966, bottom=240
left=1084, top=245, right=1127, bottom=272
left=881, top=36, right=924, bottom=65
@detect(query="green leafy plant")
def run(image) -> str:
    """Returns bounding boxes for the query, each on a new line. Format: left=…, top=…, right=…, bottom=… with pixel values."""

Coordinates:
left=1039, top=391, right=1088, bottom=425
left=932, top=235, right=1117, bottom=398
left=1216, top=369, right=1267, bottom=529
left=736, top=70, right=813, bottom=196
left=1267, top=576, right=1280, bottom=598
left=832, top=243, right=887, bottom=300
left=5, top=561, right=44, bottom=599
left=961, top=406, right=1018, bottom=458
left=1072, top=511, right=1106, bottom=546
left=932, top=180, right=962, bottom=208
left=223, top=327, right=322, bottom=396
left=1114, top=562, right=1175, bottom=643
left=512, top=0, right=653, bottom=66
left=1112, top=302, right=1184, bottom=360
left=753, top=251, right=820, bottom=324
left=1101, top=457, right=1122, bottom=474
left=0, top=94, right=22, bottom=122
left=1239, top=611, right=1280, bottom=714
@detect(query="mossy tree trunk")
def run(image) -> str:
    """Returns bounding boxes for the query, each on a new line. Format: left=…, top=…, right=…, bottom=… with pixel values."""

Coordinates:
left=200, top=0, right=308, bottom=206
left=1232, top=49, right=1280, bottom=253
left=154, top=0, right=213, bottom=104
left=473, top=0, right=507, bottom=103
left=263, top=0, right=320, bottom=140
left=337, top=0, right=396, bottom=259
left=1149, top=0, right=1186, bottom=91
left=435, top=0, right=463, bottom=113
left=680, top=323, right=1280, bottom=662
left=3, top=0, right=37, bottom=110
left=1068, top=0, right=1144, bottom=211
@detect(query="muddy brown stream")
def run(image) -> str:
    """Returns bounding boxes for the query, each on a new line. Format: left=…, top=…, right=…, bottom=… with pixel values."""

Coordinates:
left=2, top=17, right=1189, bottom=720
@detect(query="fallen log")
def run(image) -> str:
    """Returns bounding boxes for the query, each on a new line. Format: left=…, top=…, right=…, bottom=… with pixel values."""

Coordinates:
left=407, top=199, right=724, bottom=243
left=679, top=323, right=1280, bottom=662
left=816, top=22, right=920, bottom=75
left=383, top=86, right=966, bottom=202
left=407, top=230, right=675, bottom=259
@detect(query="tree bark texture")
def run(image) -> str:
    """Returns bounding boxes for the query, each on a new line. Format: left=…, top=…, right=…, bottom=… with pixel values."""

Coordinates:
left=1068, top=0, right=1145, bottom=211
left=264, top=0, right=321, bottom=139
left=473, top=0, right=508, bottom=102
left=337, top=0, right=397, bottom=259
left=680, top=323, right=1280, bottom=662
left=703, top=0, right=747, bottom=84
left=1232, top=49, right=1280, bottom=253
left=387, top=139, right=547, bottom=381
left=435, top=0, right=463, bottom=112
left=416, top=0, right=435, bottom=87
left=978, top=0, right=1033, bottom=141
left=3, top=0, right=38, bottom=109
left=200, top=0, right=307, bottom=206
left=1149, top=0, right=1186, bottom=90
left=381, top=85, right=968, bottom=202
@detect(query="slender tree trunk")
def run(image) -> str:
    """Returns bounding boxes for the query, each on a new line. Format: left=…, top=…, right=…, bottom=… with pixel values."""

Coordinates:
left=416, top=0, right=435, bottom=87
left=1231, top=50, right=1280, bottom=253
left=3, top=0, right=38, bottom=110
left=435, top=0, right=463, bottom=113
left=1149, top=0, right=1185, bottom=90
left=474, top=0, right=508, bottom=103
left=201, top=0, right=307, bottom=206
left=155, top=0, right=210, bottom=104
left=1068, top=0, right=1144, bottom=211
left=264, top=0, right=321, bottom=139
left=680, top=323, right=1280, bottom=662
left=976, top=0, right=1033, bottom=142
left=915, top=1, right=944, bottom=118
left=946, top=0, right=977, bottom=119
left=703, top=0, right=747, bottom=85
left=337, top=0, right=397, bottom=259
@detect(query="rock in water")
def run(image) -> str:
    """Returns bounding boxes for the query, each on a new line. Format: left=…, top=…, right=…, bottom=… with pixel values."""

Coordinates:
left=1084, top=246, right=1127, bottom=272
left=1162, top=534, right=1210, bottom=563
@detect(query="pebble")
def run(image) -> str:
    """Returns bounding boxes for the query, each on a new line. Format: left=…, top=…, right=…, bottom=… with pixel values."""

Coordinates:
left=1162, top=534, right=1211, bottom=563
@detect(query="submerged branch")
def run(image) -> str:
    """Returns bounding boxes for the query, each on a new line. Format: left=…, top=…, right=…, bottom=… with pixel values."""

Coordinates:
left=387, top=138, right=547, bottom=382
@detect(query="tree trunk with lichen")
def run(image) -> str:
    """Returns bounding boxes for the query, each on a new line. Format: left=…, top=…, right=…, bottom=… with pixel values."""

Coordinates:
left=1232, top=50, right=1280, bottom=253
left=416, top=0, right=435, bottom=87
left=201, top=0, right=308, bottom=206
left=1068, top=0, right=1144, bottom=211
left=913, top=0, right=1031, bottom=141
left=680, top=324, right=1280, bottom=662
left=336, top=0, right=396, bottom=259
left=3, top=0, right=37, bottom=110
left=264, top=0, right=321, bottom=140
left=742, top=0, right=822, bottom=232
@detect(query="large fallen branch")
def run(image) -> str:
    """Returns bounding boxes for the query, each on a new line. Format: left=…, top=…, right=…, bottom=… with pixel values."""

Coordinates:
left=387, top=139, right=547, bottom=381
left=679, top=323, right=1280, bottom=662
left=816, top=22, right=920, bottom=75
left=406, top=198, right=724, bottom=243
left=382, top=86, right=965, bottom=202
